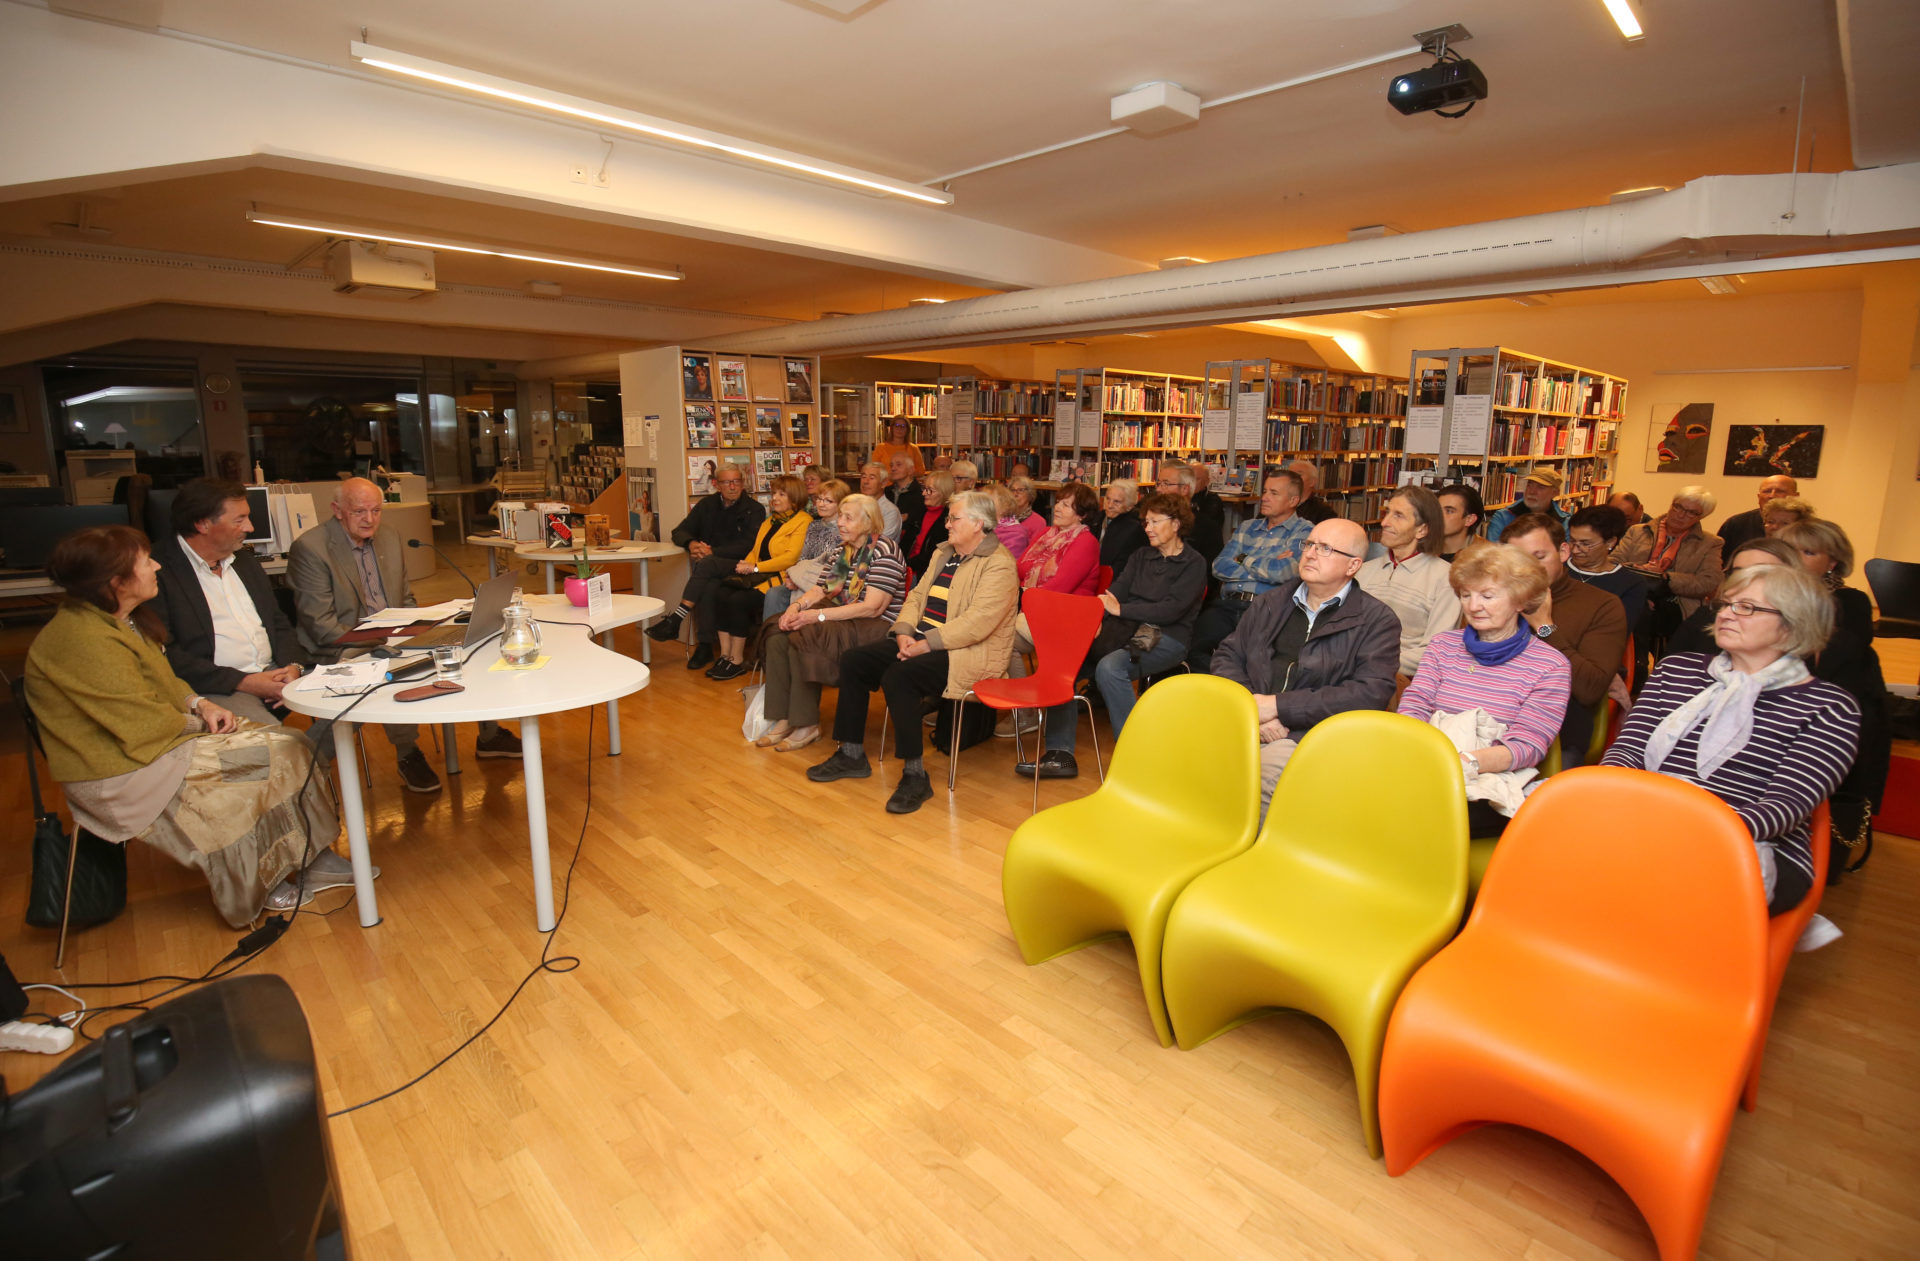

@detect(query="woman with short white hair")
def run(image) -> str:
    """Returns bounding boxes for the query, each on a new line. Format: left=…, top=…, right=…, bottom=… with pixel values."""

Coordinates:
left=1603, top=563, right=1860, bottom=915
left=1612, top=484, right=1726, bottom=642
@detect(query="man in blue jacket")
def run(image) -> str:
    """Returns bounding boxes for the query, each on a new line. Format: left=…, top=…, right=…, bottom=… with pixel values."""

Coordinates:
left=1485, top=467, right=1569, bottom=541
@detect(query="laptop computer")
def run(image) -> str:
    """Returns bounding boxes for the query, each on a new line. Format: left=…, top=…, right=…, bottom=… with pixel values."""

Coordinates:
left=395, top=572, right=518, bottom=650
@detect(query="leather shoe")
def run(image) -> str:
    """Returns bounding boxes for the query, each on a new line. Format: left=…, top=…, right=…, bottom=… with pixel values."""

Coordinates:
left=686, top=643, right=716, bottom=670
left=806, top=748, right=872, bottom=783
left=885, top=770, right=935, bottom=814
left=646, top=609, right=687, bottom=641
left=1012, top=750, right=1079, bottom=779
left=707, top=658, right=748, bottom=681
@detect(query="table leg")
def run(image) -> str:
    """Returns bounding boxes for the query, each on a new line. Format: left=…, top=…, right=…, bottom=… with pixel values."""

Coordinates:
left=523, top=714, right=556, bottom=932
left=544, top=561, right=556, bottom=595
left=486, top=547, right=499, bottom=579
left=638, top=560, right=651, bottom=664
left=332, top=720, right=380, bottom=928
left=602, top=630, right=622, bottom=756
left=442, top=723, right=460, bottom=775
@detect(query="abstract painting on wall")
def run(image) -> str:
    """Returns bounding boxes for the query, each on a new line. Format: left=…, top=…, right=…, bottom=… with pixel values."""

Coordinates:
left=1646, top=402, right=1713, bottom=474
left=1723, top=424, right=1823, bottom=479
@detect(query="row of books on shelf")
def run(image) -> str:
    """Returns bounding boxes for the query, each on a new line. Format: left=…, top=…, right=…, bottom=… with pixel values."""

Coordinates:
left=1495, top=371, right=1624, bottom=416
left=876, top=384, right=940, bottom=418
left=958, top=449, right=1044, bottom=480
left=1469, top=466, right=1605, bottom=506
left=1485, top=418, right=1621, bottom=457
left=1266, top=419, right=1406, bottom=454
left=685, top=403, right=813, bottom=450
left=1100, top=381, right=1206, bottom=414
left=968, top=419, right=1052, bottom=446
left=965, top=383, right=1051, bottom=416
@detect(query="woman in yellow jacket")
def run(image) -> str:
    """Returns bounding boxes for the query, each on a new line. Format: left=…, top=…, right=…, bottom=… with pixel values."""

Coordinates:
left=704, top=473, right=813, bottom=680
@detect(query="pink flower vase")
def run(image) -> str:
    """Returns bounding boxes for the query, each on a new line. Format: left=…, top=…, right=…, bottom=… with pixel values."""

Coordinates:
left=564, top=576, right=590, bottom=607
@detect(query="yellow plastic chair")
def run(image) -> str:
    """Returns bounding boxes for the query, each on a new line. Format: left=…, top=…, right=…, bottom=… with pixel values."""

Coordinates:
left=1160, top=711, right=1468, bottom=1156
left=1001, top=674, right=1260, bottom=1046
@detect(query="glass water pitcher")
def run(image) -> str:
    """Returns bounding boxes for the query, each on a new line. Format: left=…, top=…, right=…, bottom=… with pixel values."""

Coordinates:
left=499, top=591, right=542, bottom=666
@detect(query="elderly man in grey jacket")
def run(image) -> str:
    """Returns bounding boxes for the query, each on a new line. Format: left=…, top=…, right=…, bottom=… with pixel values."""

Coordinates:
left=1211, top=517, right=1402, bottom=814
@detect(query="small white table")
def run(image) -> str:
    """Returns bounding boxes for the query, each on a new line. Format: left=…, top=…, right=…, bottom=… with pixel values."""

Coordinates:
left=282, top=626, right=649, bottom=931
left=514, top=541, right=686, bottom=664
left=520, top=592, right=662, bottom=757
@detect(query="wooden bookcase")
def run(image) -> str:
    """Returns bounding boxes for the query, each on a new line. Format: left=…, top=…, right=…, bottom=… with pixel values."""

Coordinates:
left=939, top=375, right=1053, bottom=480
left=821, top=380, right=945, bottom=474
left=1048, top=367, right=1206, bottom=486
left=1403, top=346, right=1625, bottom=517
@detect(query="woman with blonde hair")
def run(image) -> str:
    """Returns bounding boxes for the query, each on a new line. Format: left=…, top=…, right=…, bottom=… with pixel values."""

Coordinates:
left=1762, top=495, right=1817, bottom=537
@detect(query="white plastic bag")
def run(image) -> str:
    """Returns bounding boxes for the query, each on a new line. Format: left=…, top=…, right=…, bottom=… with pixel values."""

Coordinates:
left=740, top=682, right=772, bottom=743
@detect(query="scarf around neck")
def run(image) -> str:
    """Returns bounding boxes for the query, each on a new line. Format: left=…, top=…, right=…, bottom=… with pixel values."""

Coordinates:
left=1643, top=651, right=1811, bottom=778
left=1462, top=625, right=1530, bottom=667
left=1020, top=522, right=1086, bottom=589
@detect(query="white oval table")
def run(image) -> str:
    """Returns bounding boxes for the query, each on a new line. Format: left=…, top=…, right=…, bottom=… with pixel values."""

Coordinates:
left=469, top=538, right=685, bottom=663
left=283, top=612, right=650, bottom=932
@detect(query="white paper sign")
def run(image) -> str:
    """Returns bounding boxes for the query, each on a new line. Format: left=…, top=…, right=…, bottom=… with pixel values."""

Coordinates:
left=623, top=413, right=645, bottom=445
left=1201, top=407, right=1231, bottom=450
left=1448, top=394, right=1494, bottom=456
left=1076, top=407, right=1100, bottom=449
left=1054, top=398, right=1077, bottom=449
left=1404, top=404, right=1443, bottom=455
left=935, top=393, right=956, bottom=445
left=1232, top=391, right=1265, bottom=452
left=587, top=571, right=613, bottom=619
left=645, top=414, right=660, bottom=463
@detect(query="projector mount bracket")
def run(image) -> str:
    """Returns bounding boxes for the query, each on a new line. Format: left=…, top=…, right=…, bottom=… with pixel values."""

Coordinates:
left=1411, top=24, right=1477, bottom=118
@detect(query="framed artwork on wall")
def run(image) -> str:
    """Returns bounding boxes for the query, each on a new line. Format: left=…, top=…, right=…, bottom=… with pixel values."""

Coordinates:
left=1723, top=424, right=1823, bottom=478
left=1645, top=402, right=1713, bottom=474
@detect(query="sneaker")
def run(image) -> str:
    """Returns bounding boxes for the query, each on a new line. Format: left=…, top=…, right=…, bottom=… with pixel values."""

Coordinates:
left=774, top=725, right=820, bottom=752
left=646, top=608, right=687, bottom=642
left=1012, top=750, right=1079, bottom=779
left=686, top=643, right=716, bottom=670
left=707, top=658, right=748, bottom=681
left=994, top=709, right=1039, bottom=738
left=885, top=770, right=935, bottom=814
left=806, top=748, right=872, bottom=783
left=475, top=728, right=523, bottom=759
left=396, top=747, right=442, bottom=794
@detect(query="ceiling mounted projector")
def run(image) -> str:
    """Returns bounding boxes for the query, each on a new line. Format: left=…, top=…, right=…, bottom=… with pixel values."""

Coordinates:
left=1390, top=24, right=1486, bottom=119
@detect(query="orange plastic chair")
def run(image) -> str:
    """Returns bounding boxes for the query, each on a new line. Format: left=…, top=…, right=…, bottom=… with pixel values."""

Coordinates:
left=1743, top=801, right=1829, bottom=1111
left=963, top=589, right=1108, bottom=811
left=1379, top=767, right=1768, bottom=1261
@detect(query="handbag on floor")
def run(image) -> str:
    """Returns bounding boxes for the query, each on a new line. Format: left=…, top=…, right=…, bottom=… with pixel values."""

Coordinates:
left=1825, top=791, right=1874, bottom=884
left=20, top=722, right=126, bottom=930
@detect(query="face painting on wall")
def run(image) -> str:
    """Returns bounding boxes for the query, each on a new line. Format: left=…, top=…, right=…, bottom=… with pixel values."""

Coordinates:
left=1646, top=402, right=1712, bottom=474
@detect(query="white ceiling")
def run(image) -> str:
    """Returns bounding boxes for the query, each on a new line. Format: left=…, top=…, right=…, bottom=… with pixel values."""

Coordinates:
left=8, top=0, right=1917, bottom=359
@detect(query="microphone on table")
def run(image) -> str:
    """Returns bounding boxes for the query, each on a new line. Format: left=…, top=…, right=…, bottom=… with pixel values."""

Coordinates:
left=407, top=537, right=479, bottom=595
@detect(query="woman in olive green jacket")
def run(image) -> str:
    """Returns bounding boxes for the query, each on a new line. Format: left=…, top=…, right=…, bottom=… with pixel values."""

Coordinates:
left=25, top=526, right=349, bottom=926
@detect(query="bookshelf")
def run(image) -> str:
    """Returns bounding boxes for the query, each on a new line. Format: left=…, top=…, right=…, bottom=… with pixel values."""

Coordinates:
left=939, top=375, right=1054, bottom=480
left=1403, top=346, right=1626, bottom=517
left=1047, top=367, right=1206, bottom=487
left=821, top=380, right=945, bottom=474
left=1199, top=359, right=1410, bottom=524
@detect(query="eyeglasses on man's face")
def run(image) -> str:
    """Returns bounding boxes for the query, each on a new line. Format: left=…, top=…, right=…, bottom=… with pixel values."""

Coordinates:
left=1302, top=539, right=1356, bottom=559
left=1709, top=598, right=1782, bottom=619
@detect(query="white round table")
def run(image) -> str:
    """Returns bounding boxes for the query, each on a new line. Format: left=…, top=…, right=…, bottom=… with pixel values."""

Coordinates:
left=282, top=616, right=649, bottom=931
left=512, top=541, right=686, bottom=663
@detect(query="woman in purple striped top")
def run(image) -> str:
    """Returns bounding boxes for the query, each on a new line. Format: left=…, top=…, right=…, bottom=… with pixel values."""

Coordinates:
left=1602, top=564, right=1860, bottom=915
left=1398, top=542, right=1572, bottom=836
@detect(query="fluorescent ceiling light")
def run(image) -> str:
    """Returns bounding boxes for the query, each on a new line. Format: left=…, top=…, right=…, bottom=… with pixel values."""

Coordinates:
left=246, top=209, right=683, bottom=280
left=1600, top=0, right=1645, bottom=41
left=64, top=386, right=197, bottom=407
left=1698, top=275, right=1741, bottom=295
left=349, top=41, right=952, bottom=207
left=908, top=297, right=948, bottom=305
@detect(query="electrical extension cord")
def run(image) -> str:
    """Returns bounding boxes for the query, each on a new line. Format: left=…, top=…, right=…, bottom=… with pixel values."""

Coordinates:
left=0, top=1020, right=76, bottom=1055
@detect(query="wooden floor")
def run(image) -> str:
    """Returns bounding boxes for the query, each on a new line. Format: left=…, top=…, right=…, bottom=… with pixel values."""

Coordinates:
left=3, top=550, right=1918, bottom=1260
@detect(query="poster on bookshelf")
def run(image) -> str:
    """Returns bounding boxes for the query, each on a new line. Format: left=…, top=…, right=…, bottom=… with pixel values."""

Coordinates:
left=685, top=403, right=716, bottom=449
left=682, top=354, right=714, bottom=402
left=754, top=406, right=783, bottom=446
left=784, top=358, right=815, bottom=403
left=787, top=410, right=812, bottom=445
left=719, top=405, right=751, bottom=448
left=1054, top=396, right=1077, bottom=448
left=1231, top=389, right=1263, bottom=452
left=627, top=468, right=658, bottom=542
left=936, top=393, right=956, bottom=446
left=688, top=455, right=717, bottom=495
left=1404, top=405, right=1443, bottom=455
left=717, top=357, right=749, bottom=402
left=1447, top=395, right=1493, bottom=455
left=1723, top=423, right=1822, bottom=478
left=755, top=448, right=785, bottom=490
left=1648, top=402, right=1713, bottom=474
left=1201, top=406, right=1230, bottom=450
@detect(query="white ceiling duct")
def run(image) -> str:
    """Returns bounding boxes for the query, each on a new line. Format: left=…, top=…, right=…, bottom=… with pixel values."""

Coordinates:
left=715, top=165, right=1920, bottom=356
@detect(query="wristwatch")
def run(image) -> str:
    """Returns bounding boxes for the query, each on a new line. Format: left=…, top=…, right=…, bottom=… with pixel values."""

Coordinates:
left=816, top=611, right=827, bottom=623
left=1534, top=623, right=1556, bottom=639
left=1460, top=751, right=1481, bottom=777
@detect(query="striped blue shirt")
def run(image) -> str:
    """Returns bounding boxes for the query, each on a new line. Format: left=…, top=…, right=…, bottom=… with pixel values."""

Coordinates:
left=1601, top=652, right=1860, bottom=887
left=1213, top=513, right=1312, bottom=596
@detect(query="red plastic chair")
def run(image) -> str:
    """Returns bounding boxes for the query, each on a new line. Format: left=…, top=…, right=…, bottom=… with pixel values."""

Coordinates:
left=1379, top=768, right=1768, bottom=1261
left=1743, top=801, right=1829, bottom=1111
left=962, top=589, right=1107, bottom=811
left=1094, top=565, right=1115, bottom=595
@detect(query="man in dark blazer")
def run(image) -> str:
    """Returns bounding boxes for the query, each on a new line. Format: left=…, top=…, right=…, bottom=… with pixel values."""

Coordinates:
left=289, top=477, right=518, bottom=793
left=145, top=477, right=310, bottom=728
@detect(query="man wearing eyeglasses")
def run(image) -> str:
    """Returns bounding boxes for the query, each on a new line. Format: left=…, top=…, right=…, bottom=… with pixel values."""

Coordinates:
left=1500, top=512, right=1629, bottom=766
left=1212, top=517, right=1401, bottom=813
left=290, top=477, right=520, bottom=793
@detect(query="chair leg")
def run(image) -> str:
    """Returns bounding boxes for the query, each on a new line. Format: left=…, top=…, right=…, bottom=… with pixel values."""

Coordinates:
left=55, top=817, right=81, bottom=969
left=878, top=709, right=888, bottom=764
left=948, top=693, right=968, bottom=793
left=1079, top=696, right=1106, bottom=782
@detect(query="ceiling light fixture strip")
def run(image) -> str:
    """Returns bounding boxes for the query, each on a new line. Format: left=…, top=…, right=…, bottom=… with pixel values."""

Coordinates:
left=246, top=211, right=682, bottom=280
left=349, top=43, right=952, bottom=206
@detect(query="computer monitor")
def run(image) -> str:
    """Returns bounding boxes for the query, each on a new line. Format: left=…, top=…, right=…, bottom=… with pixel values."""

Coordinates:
left=0, top=504, right=130, bottom=570
left=244, top=486, right=275, bottom=547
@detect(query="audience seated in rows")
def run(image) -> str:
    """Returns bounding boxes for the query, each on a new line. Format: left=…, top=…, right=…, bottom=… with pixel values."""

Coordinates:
left=1435, top=482, right=1484, bottom=563
left=1486, top=467, right=1569, bottom=541
left=1018, top=492, right=1208, bottom=781
left=1092, top=480, right=1147, bottom=575
left=1499, top=513, right=1630, bottom=766
left=25, top=525, right=347, bottom=923
left=1184, top=468, right=1313, bottom=672
left=1285, top=459, right=1336, bottom=525
left=701, top=474, right=813, bottom=681
left=754, top=493, right=910, bottom=755
left=765, top=477, right=850, bottom=622
left=1612, top=485, right=1724, bottom=620
left=808, top=491, right=1020, bottom=814
left=648, top=464, right=768, bottom=669
left=1715, top=473, right=1797, bottom=557
left=1210, top=517, right=1400, bottom=813
left=1602, top=562, right=1860, bottom=915
left=904, top=470, right=955, bottom=579
left=1355, top=486, right=1459, bottom=689
left=291, top=477, right=518, bottom=792
left=1396, top=543, right=1572, bottom=837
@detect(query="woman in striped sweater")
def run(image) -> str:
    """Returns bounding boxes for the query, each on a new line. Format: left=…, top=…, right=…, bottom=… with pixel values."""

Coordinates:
left=1398, top=542, right=1572, bottom=835
left=1602, top=563, right=1859, bottom=915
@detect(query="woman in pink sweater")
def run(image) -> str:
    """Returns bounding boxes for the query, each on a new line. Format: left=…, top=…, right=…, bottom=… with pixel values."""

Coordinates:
left=1016, top=482, right=1101, bottom=596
